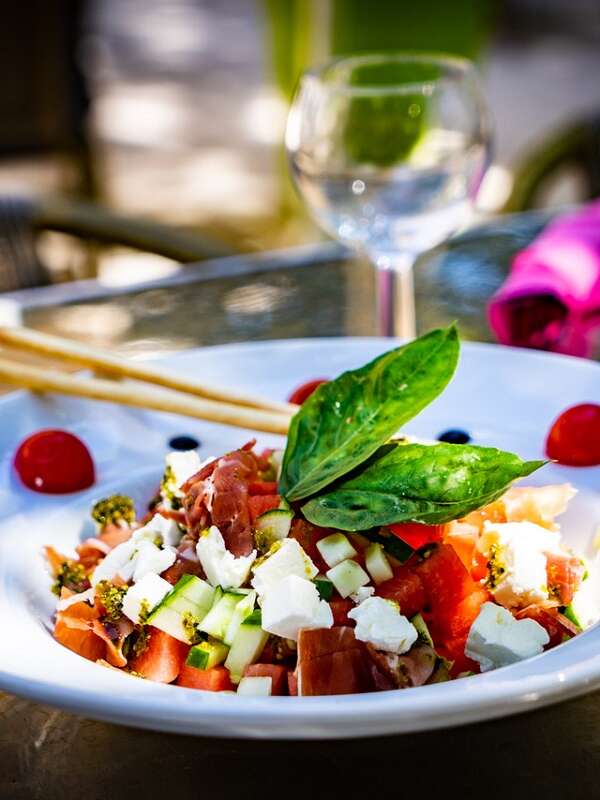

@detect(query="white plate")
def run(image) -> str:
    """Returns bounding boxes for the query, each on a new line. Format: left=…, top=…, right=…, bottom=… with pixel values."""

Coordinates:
left=1, top=338, right=600, bottom=740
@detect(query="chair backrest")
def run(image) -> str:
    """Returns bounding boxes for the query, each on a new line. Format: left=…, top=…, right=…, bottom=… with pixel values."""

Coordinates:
left=0, top=197, right=48, bottom=292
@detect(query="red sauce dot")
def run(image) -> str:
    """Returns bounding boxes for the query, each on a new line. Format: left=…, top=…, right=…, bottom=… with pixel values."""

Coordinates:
left=14, top=429, right=95, bottom=493
left=288, top=378, right=328, bottom=405
left=546, top=403, right=600, bottom=466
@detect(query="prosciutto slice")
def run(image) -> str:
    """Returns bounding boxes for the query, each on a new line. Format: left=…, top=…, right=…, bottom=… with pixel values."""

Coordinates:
left=297, top=627, right=387, bottom=695
left=366, top=643, right=437, bottom=688
left=182, top=447, right=259, bottom=556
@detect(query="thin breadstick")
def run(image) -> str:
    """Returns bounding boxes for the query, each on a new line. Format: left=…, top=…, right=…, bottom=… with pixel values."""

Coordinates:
left=0, top=357, right=291, bottom=435
left=0, top=327, right=296, bottom=415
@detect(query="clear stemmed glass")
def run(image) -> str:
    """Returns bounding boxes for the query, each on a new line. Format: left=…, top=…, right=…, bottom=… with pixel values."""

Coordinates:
left=285, top=53, right=491, bottom=338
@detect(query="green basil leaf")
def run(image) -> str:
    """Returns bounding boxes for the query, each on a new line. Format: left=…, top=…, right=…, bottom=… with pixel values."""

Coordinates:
left=301, top=443, right=545, bottom=531
left=279, top=325, right=460, bottom=501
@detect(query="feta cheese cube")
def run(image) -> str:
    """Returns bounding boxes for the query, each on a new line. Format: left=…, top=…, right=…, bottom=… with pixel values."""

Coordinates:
left=261, top=574, right=333, bottom=640
left=479, top=521, right=562, bottom=608
left=132, top=541, right=176, bottom=582
left=91, top=536, right=176, bottom=587
left=465, top=602, right=549, bottom=672
left=161, top=450, right=205, bottom=507
left=132, top=513, right=182, bottom=548
left=251, top=539, right=317, bottom=597
left=122, top=573, right=172, bottom=623
left=196, top=525, right=256, bottom=590
left=350, top=586, right=375, bottom=604
left=348, top=596, right=418, bottom=654
left=91, top=539, right=137, bottom=586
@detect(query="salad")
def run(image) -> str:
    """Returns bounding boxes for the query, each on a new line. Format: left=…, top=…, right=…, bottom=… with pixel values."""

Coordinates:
left=44, top=326, right=598, bottom=696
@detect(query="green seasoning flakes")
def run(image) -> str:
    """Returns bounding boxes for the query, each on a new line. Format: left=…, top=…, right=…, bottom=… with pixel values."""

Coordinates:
left=91, top=495, right=136, bottom=527
left=132, top=627, right=151, bottom=658
left=96, top=581, right=128, bottom=623
left=486, top=543, right=506, bottom=590
left=182, top=611, right=201, bottom=644
left=160, top=465, right=183, bottom=510
left=52, top=560, right=89, bottom=596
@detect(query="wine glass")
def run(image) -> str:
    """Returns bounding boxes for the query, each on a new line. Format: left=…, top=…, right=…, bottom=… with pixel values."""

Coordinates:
left=285, top=53, right=490, bottom=338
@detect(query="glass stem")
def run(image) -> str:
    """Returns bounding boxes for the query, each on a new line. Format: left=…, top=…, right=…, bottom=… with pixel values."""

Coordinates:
left=375, top=253, right=416, bottom=339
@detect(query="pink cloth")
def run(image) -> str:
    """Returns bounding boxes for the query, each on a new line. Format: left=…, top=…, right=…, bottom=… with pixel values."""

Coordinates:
left=487, top=201, right=600, bottom=357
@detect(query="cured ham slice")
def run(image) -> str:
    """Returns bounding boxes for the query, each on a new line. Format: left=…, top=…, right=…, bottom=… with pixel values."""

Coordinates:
left=366, top=643, right=437, bottom=688
left=297, top=627, right=377, bottom=695
left=183, top=448, right=259, bottom=556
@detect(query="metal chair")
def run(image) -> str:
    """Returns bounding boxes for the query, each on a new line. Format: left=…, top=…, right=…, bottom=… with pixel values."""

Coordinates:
left=504, top=116, right=600, bottom=213
left=0, top=195, right=231, bottom=292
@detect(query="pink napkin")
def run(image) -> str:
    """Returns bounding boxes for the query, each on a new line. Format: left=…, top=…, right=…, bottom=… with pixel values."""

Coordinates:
left=488, top=200, right=600, bottom=357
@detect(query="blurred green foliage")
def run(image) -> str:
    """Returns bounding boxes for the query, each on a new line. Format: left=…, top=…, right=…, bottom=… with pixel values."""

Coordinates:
left=331, top=0, right=496, bottom=60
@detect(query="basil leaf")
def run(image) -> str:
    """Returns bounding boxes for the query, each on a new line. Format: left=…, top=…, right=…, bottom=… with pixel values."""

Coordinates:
left=279, top=325, right=459, bottom=501
left=301, top=443, right=545, bottom=531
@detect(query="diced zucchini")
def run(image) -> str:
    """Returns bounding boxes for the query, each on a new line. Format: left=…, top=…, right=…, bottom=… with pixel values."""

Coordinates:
left=326, top=559, right=369, bottom=599
left=224, top=619, right=269, bottom=683
left=198, top=590, right=245, bottom=642
left=411, top=612, right=434, bottom=646
left=147, top=575, right=215, bottom=644
left=186, top=639, right=229, bottom=670
left=314, top=577, right=334, bottom=601
left=237, top=676, right=272, bottom=696
left=224, top=590, right=257, bottom=645
left=255, top=509, right=293, bottom=551
left=317, top=533, right=357, bottom=568
left=365, top=542, right=394, bottom=585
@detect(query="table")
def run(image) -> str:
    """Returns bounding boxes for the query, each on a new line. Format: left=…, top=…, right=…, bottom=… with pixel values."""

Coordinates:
left=1, top=210, right=595, bottom=800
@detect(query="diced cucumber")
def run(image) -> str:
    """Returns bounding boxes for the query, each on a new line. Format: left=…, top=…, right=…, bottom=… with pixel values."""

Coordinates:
left=186, top=639, right=229, bottom=670
left=411, top=613, right=434, bottom=646
left=237, top=676, right=272, bottom=696
left=562, top=604, right=583, bottom=630
left=326, top=559, right=369, bottom=599
left=365, top=542, right=394, bottom=585
left=278, top=496, right=291, bottom=511
left=255, top=509, right=293, bottom=550
left=224, top=621, right=269, bottom=683
left=198, top=590, right=245, bottom=642
left=224, top=590, right=257, bottom=646
left=244, top=609, right=262, bottom=626
left=317, top=533, right=357, bottom=568
left=314, top=577, right=334, bottom=601
left=147, top=575, right=216, bottom=643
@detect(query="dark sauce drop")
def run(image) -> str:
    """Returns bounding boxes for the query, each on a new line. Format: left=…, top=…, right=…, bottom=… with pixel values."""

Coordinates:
left=437, top=429, right=471, bottom=445
left=168, top=435, right=200, bottom=451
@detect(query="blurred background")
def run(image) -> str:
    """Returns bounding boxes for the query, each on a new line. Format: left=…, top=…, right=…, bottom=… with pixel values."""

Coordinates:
left=2, top=0, right=600, bottom=287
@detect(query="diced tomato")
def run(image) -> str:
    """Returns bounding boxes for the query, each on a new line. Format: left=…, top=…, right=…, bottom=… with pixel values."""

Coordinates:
left=248, top=494, right=281, bottom=523
left=177, top=664, right=234, bottom=692
left=389, top=522, right=445, bottom=551
left=54, top=619, right=106, bottom=662
left=244, top=664, right=288, bottom=695
left=376, top=565, right=426, bottom=618
left=129, top=628, right=189, bottom=683
left=471, top=550, right=489, bottom=582
left=287, top=670, right=298, bottom=696
left=438, top=587, right=490, bottom=641
left=248, top=481, right=279, bottom=496
left=288, top=379, right=328, bottom=405
left=329, top=598, right=355, bottom=627
left=436, top=637, right=481, bottom=677
left=546, top=552, right=585, bottom=606
left=289, top=519, right=331, bottom=572
left=415, top=544, right=489, bottom=644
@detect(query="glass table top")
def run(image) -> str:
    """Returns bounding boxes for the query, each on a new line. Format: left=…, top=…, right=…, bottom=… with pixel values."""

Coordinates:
left=3, top=208, right=597, bottom=799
